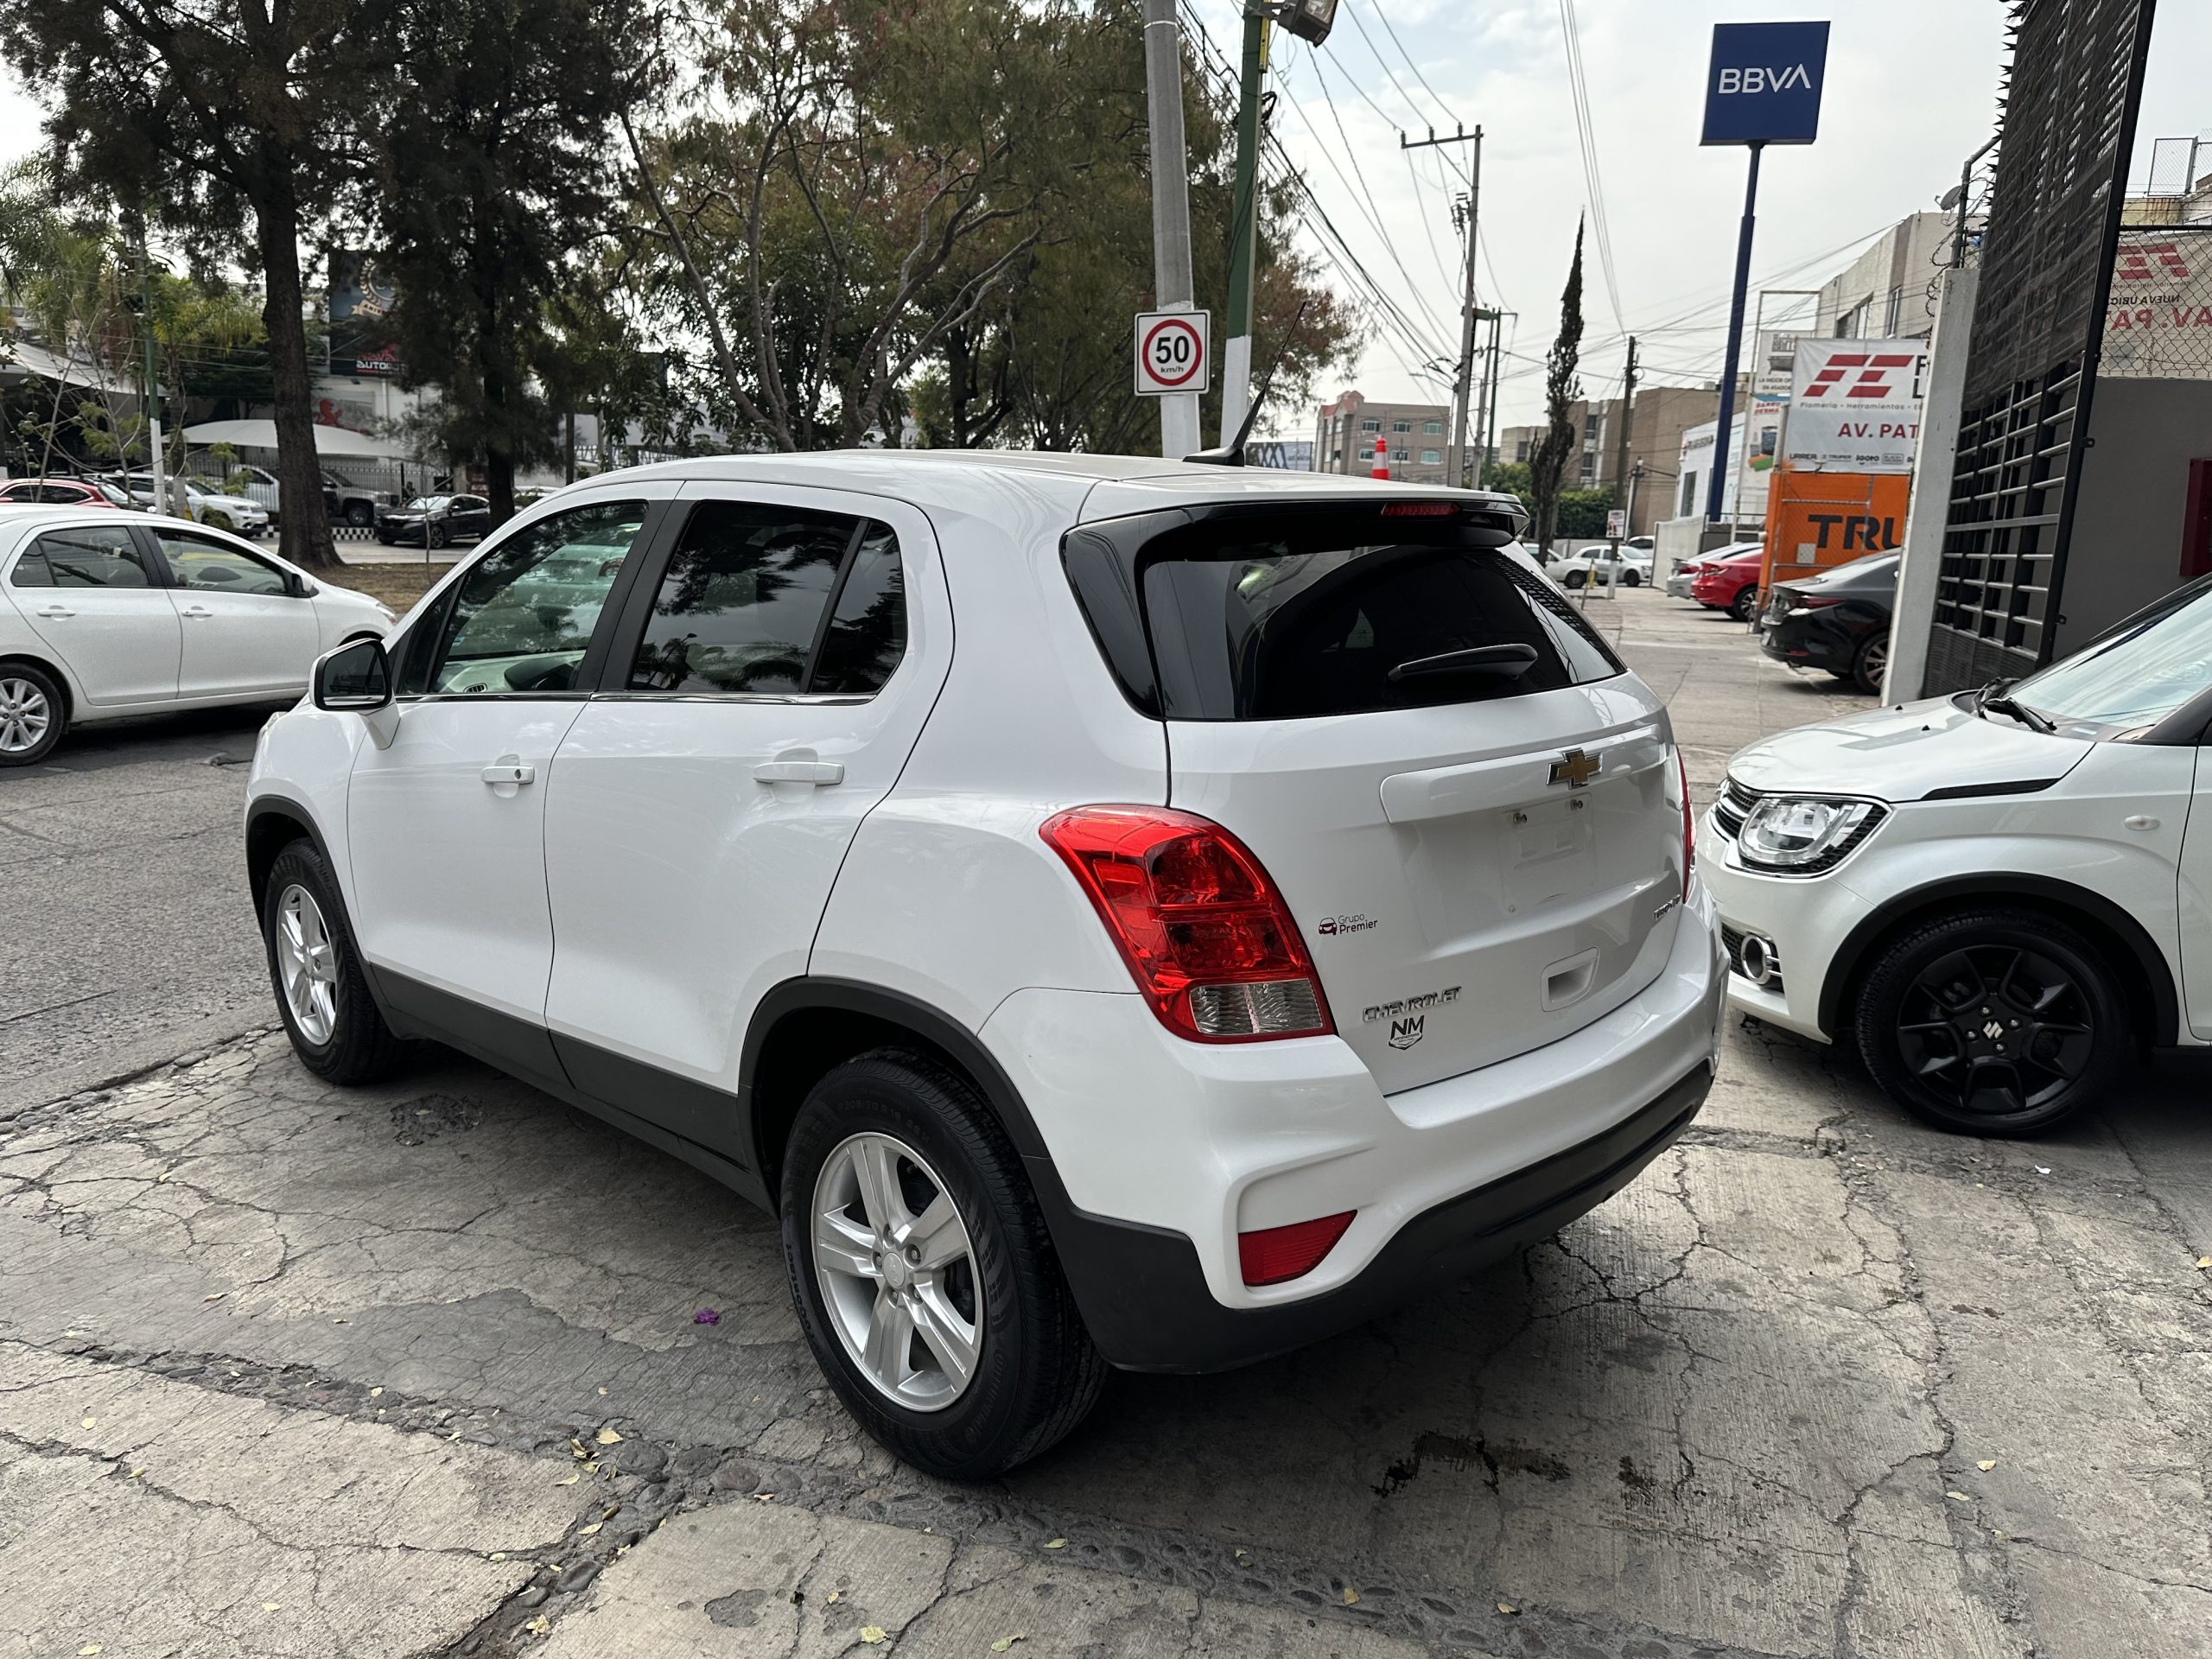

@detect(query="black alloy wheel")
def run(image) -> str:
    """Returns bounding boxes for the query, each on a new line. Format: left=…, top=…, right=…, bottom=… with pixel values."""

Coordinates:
left=1728, top=585, right=1758, bottom=622
left=1855, top=909, right=2126, bottom=1136
left=346, top=500, right=375, bottom=527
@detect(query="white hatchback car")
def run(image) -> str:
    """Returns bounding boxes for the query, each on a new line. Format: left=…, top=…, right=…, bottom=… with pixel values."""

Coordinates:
left=1548, top=543, right=1656, bottom=590
left=244, top=454, right=1723, bottom=1475
left=1703, top=574, right=2212, bottom=1137
left=0, top=509, right=393, bottom=765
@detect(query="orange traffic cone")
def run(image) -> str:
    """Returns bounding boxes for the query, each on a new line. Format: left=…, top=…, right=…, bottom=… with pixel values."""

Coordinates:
left=1370, top=435, right=1389, bottom=480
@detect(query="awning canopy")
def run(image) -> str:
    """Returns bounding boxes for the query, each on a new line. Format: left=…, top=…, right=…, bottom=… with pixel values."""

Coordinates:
left=181, top=419, right=416, bottom=460
left=0, top=340, right=149, bottom=398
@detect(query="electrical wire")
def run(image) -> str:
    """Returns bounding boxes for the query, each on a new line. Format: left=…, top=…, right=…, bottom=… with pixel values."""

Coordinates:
left=1556, top=0, right=1625, bottom=334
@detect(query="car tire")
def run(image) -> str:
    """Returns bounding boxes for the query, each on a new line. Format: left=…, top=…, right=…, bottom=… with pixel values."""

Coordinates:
left=1852, top=632, right=1889, bottom=694
left=376, top=531, right=394, bottom=545
left=428, top=524, right=449, bottom=551
left=261, top=839, right=409, bottom=1085
left=1854, top=908, right=2130, bottom=1137
left=780, top=1048, right=1105, bottom=1479
left=1563, top=570, right=1586, bottom=589
left=346, top=501, right=374, bottom=527
left=1622, top=569, right=1641, bottom=587
left=1728, top=586, right=1758, bottom=622
left=0, top=662, right=67, bottom=766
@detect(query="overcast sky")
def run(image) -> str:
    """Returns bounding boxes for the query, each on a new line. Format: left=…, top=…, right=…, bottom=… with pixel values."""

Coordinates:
left=4, top=2, right=2208, bottom=435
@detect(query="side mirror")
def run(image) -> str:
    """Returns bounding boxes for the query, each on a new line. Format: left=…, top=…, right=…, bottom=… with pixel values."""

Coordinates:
left=313, top=638, right=391, bottom=713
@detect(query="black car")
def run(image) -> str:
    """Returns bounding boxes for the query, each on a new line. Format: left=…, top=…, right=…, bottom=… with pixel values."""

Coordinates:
left=375, top=493, right=490, bottom=549
left=1758, top=551, right=1899, bottom=693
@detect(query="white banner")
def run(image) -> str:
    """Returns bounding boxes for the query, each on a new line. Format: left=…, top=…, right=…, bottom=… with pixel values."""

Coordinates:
left=2102, top=232, right=2212, bottom=378
left=1783, top=337, right=1928, bottom=473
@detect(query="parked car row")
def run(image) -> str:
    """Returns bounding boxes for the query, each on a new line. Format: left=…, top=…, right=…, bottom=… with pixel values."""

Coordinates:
left=3, top=472, right=267, bottom=536
left=0, top=506, right=394, bottom=766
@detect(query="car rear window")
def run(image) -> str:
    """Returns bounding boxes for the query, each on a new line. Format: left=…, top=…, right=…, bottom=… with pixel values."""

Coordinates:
left=1069, top=510, right=1622, bottom=721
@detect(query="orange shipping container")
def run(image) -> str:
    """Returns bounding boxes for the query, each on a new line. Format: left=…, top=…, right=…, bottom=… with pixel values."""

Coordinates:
left=1758, top=463, right=1911, bottom=599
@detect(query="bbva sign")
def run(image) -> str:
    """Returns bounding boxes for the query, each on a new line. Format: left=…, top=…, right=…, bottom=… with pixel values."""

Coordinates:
left=1702, top=21, right=1830, bottom=146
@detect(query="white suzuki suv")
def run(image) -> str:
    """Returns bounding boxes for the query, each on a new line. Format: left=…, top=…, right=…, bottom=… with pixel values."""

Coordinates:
left=245, top=454, right=1723, bottom=1476
left=1703, top=572, right=2212, bottom=1138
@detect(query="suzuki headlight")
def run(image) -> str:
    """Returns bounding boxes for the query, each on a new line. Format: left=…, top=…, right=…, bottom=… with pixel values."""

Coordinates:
left=1735, top=795, right=1886, bottom=874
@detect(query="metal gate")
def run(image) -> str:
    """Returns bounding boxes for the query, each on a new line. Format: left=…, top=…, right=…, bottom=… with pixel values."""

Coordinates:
left=1923, top=0, right=2158, bottom=693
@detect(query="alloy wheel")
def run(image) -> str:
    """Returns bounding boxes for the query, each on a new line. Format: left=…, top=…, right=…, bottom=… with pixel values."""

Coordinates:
left=1858, top=636, right=1890, bottom=691
left=1894, top=944, right=2094, bottom=1117
left=811, top=1132, right=983, bottom=1412
left=274, top=882, right=340, bottom=1046
left=0, top=677, right=51, bottom=755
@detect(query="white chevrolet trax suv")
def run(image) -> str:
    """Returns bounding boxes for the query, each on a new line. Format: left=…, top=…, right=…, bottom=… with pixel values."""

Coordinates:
left=245, top=454, right=1725, bottom=1476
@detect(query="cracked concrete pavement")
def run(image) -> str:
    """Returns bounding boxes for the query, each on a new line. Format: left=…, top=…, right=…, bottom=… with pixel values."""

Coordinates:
left=3, top=588, right=2209, bottom=1657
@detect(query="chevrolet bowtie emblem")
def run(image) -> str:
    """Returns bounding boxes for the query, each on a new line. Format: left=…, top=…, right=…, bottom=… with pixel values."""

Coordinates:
left=1549, top=748, right=1601, bottom=789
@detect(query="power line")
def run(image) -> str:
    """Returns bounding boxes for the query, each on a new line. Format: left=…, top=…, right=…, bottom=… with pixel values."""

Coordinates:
left=1556, top=0, right=1624, bottom=333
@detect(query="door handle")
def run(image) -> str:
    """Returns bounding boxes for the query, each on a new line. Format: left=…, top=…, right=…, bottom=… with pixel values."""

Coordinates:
left=180, top=604, right=214, bottom=619
left=480, top=763, right=537, bottom=786
left=34, top=605, right=74, bottom=620
left=753, top=757, right=843, bottom=786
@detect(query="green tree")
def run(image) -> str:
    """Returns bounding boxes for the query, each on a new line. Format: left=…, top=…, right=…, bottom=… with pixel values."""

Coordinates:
left=2, top=0, right=372, bottom=569
left=912, top=0, right=1352, bottom=454
left=1526, top=219, right=1586, bottom=554
left=372, top=0, right=644, bottom=523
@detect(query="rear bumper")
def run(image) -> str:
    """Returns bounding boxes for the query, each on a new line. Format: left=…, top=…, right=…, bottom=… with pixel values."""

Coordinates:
left=986, top=888, right=1726, bottom=1371
left=1037, top=1063, right=1708, bottom=1372
left=1759, top=613, right=1857, bottom=671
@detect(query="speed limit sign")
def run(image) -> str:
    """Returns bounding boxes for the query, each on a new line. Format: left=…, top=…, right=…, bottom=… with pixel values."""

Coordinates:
left=1135, top=309, right=1211, bottom=396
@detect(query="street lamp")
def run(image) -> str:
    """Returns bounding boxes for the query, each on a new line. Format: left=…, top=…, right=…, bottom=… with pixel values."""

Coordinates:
left=1277, top=0, right=1337, bottom=47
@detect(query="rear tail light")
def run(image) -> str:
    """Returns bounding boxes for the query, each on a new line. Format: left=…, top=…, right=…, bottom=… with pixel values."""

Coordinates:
left=1789, top=594, right=1841, bottom=609
left=1039, top=805, right=1333, bottom=1043
left=1239, top=1211, right=1356, bottom=1286
left=1676, top=747, right=1695, bottom=902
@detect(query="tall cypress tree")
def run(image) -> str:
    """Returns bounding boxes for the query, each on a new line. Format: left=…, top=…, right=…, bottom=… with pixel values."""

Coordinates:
left=1528, top=219, right=1586, bottom=556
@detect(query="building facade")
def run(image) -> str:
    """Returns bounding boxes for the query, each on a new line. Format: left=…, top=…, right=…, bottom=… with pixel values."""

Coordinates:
left=1498, top=385, right=1724, bottom=536
left=1814, top=211, right=1955, bottom=342
left=1313, top=390, right=1452, bottom=484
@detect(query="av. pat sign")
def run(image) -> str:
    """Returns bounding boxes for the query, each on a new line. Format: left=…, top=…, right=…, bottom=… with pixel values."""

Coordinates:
left=1783, top=338, right=1928, bottom=473
left=1701, top=21, right=1830, bottom=146
left=1135, top=309, right=1211, bottom=397
left=2103, top=231, right=2212, bottom=378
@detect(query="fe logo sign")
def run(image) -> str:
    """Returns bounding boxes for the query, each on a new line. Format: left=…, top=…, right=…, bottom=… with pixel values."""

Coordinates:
left=1135, top=309, right=1211, bottom=396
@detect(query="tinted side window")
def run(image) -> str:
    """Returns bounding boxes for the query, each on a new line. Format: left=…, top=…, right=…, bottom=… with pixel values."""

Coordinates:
left=156, top=531, right=289, bottom=594
left=421, top=501, right=647, bottom=696
left=33, top=526, right=156, bottom=588
left=809, top=524, right=906, bottom=695
left=626, top=502, right=857, bottom=696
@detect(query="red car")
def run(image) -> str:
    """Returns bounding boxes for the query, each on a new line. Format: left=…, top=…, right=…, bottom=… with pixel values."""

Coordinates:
left=1688, top=545, right=1767, bottom=620
left=0, top=478, right=134, bottom=509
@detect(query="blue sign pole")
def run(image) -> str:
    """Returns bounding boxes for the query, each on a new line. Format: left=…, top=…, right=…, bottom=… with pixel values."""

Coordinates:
left=1699, top=21, right=1828, bottom=524
left=1707, top=143, right=1763, bottom=524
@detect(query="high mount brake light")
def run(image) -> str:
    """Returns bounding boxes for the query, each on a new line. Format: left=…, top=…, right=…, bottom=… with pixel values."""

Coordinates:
left=1039, top=806, right=1333, bottom=1043
left=1379, top=502, right=1458, bottom=518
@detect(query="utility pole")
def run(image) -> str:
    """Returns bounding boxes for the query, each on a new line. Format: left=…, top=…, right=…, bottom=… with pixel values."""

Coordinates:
left=130, top=215, right=166, bottom=510
left=1220, top=1, right=1339, bottom=445
left=1403, top=125, right=1480, bottom=486
left=1608, top=335, right=1637, bottom=542
left=1142, top=0, right=1201, bottom=458
left=1475, top=308, right=1509, bottom=489
left=1220, top=10, right=1270, bottom=445
left=1706, top=143, right=1762, bottom=522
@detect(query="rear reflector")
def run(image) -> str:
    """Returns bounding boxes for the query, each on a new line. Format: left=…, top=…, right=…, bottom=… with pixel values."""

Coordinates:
left=1039, top=805, right=1332, bottom=1044
left=1240, top=1211, right=1356, bottom=1286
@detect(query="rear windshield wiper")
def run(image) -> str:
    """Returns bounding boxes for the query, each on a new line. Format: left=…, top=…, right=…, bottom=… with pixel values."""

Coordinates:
left=1976, top=680, right=2055, bottom=734
left=1387, top=643, right=1540, bottom=683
